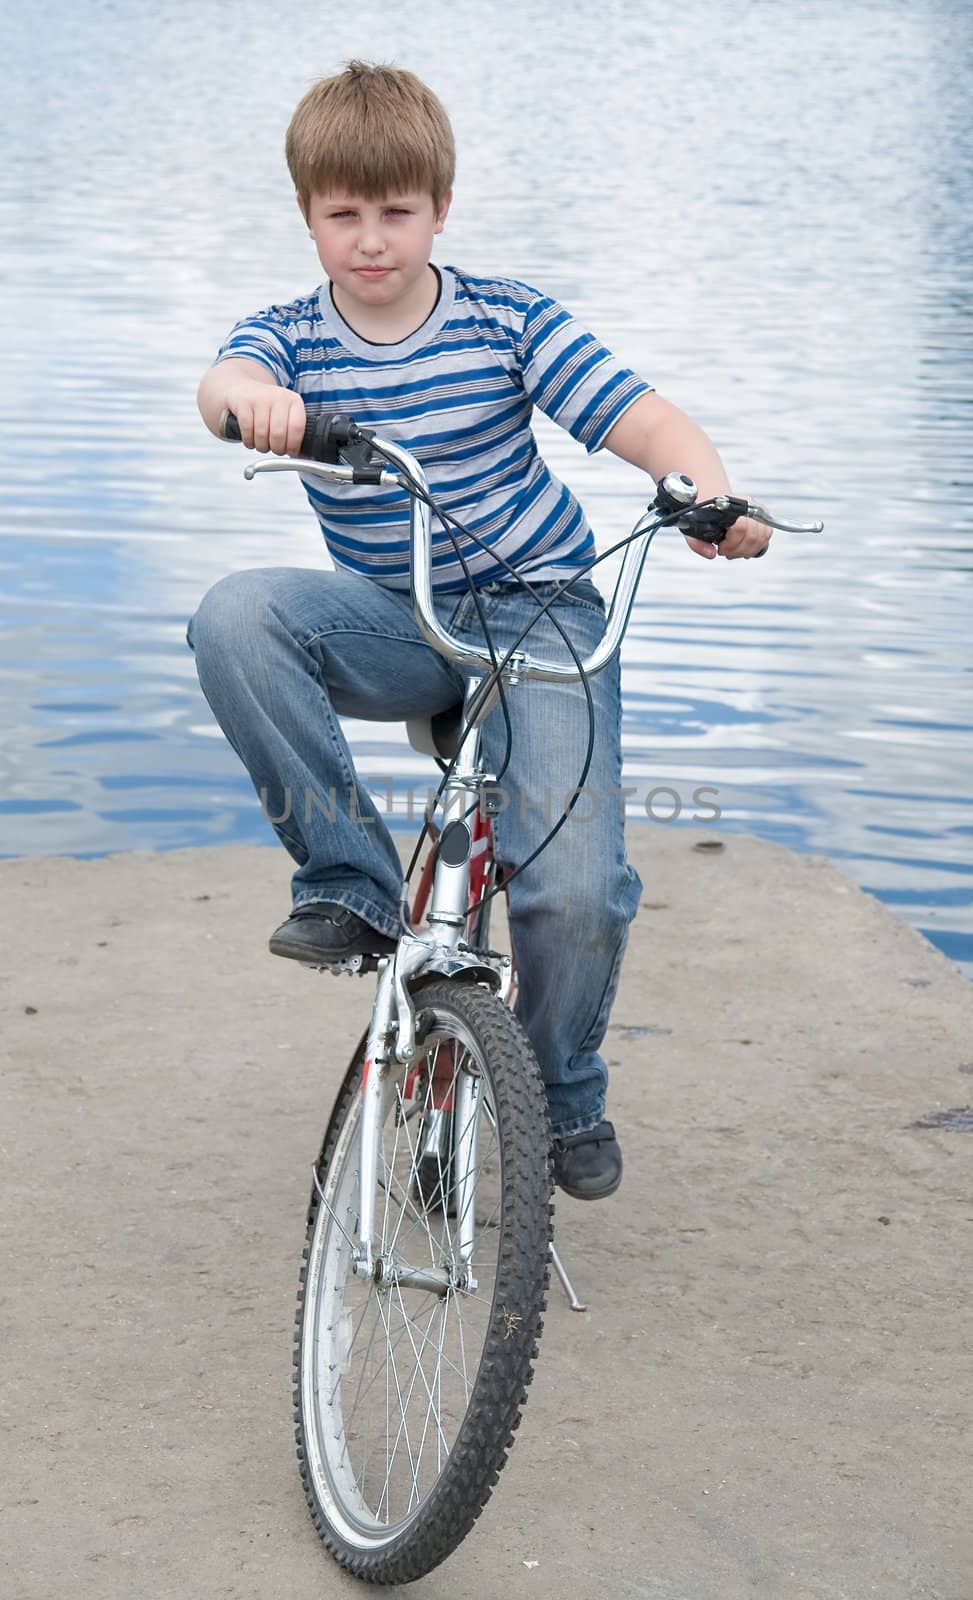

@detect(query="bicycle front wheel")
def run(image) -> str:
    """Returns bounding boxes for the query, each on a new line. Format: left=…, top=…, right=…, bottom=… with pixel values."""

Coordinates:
left=294, top=979, right=552, bottom=1584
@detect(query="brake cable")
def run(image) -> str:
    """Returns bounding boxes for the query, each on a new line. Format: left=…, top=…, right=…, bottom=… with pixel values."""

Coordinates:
left=402, top=479, right=704, bottom=916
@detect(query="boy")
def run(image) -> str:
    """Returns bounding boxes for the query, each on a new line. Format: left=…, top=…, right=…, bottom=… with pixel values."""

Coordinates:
left=189, top=61, right=769, bottom=1202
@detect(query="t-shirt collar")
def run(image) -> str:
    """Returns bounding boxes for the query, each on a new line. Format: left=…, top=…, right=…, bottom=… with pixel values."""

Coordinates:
left=319, top=264, right=455, bottom=360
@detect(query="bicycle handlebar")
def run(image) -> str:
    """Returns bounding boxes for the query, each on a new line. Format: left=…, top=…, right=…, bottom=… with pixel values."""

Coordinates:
left=218, top=409, right=823, bottom=684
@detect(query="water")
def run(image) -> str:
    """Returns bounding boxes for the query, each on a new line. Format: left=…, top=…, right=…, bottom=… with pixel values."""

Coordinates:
left=1, top=0, right=971, bottom=972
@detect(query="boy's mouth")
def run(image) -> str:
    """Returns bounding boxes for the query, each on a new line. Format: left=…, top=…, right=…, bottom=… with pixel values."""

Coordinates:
left=355, top=267, right=392, bottom=279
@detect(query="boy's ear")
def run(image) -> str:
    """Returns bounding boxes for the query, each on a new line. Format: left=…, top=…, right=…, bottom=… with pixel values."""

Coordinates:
left=433, top=190, right=452, bottom=233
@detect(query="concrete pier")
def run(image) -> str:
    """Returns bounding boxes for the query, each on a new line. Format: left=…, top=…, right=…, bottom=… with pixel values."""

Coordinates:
left=2, top=830, right=971, bottom=1598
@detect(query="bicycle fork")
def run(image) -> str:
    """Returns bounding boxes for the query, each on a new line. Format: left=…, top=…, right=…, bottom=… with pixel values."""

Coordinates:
left=348, top=954, right=585, bottom=1310
left=349, top=957, right=481, bottom=1296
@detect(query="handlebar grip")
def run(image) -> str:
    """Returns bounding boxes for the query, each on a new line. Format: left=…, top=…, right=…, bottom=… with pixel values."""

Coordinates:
left=678, top=496, right=768, bottom=556
left=678, top=503, right=743, bottom=544
left=217, top=407, right=362, bottom=464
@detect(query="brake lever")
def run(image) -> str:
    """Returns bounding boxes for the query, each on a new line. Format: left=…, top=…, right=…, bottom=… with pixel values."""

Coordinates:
left=243, top=458, right=402, bottom=488
left=735, top=500, right=824, bottom=534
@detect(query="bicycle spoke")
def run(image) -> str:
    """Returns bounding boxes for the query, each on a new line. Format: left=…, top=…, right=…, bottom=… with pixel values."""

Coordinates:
left=333, top=1292, right=413, bottom=1419
left=386, top=1294, right=475, bottom=1391
left=450, top=1286, right=471, bottom=1403
left=411, top=1294, right=451, bottom=1499
left=341, top=1296, right=385, bottom=1492
left=386, top=1085, right=440, bottom=1263
left=390, top=1281, right=451, bottom=1472
left=380, top=1153, right=444, bottom=1266
left=397, top=1047, right=458, bottom=1259
left=328, top=1273, right=377, bottom=1399
left=374, top=1286, right=436, bottom=1519
left=328, top=1287, right=380, bottom=1412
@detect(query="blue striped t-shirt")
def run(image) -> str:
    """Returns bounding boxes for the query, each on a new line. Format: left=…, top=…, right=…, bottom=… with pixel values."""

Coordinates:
left=215, top=265, right=652, bottom=593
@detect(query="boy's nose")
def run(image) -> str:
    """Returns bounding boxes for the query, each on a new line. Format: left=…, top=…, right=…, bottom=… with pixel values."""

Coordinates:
left=357, top=225, right=386, bottom=257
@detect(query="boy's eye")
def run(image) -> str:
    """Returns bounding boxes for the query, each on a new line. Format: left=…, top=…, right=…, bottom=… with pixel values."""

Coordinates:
left=324, top=208, right=410, bottom=220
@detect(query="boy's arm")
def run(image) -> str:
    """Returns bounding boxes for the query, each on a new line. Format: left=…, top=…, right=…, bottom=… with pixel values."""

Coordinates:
left=602, top=392, right=770, bottom=560
left=197, top=357, right=306, bottom=455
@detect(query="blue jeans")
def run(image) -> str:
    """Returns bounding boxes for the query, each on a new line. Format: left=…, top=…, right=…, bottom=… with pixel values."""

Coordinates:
left=186, top=567, right=642, bottom=1137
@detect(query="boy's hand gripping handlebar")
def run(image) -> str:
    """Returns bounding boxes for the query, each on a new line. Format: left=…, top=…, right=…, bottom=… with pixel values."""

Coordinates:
left=218, top=408, right=395, bottom=485
left=219, top=410, right=823, bottom=684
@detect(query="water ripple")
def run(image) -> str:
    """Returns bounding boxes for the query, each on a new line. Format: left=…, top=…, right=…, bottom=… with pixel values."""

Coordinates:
left=1, top=0, right=971, bottom=972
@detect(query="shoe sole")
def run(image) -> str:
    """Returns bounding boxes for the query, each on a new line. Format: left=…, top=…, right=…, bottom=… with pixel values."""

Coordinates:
left=269, top=936, right=395, bottom=972
left=553, top=1171, right=622, bottom=1201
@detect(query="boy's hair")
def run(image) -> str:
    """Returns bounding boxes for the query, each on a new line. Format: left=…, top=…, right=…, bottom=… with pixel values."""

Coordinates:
left=286, top=61, right=455, bottom=213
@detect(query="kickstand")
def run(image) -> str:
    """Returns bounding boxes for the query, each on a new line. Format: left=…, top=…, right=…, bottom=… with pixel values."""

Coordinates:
left=549, top=1240, right=587, bottom=1312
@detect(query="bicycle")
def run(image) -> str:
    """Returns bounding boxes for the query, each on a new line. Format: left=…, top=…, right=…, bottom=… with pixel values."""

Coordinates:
left=220, top=409, right=821, bottom=1583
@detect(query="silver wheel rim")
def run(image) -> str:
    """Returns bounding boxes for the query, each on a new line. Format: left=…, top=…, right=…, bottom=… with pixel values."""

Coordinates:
left=300, top=1011, right=503, bottom=1548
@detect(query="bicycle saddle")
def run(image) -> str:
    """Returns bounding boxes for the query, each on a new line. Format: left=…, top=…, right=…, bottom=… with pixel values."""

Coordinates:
left=406, top=700, right=464, bottom=760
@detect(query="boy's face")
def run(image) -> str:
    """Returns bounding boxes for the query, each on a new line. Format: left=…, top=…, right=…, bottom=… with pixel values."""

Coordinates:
left=302, top=190, right=451, bottom=309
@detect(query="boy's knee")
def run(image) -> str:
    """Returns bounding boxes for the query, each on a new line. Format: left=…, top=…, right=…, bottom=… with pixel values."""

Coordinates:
left=516, top=859, right=641, bottom=941
left=186, top=570, right=273, bottom=661
left=565, top=875, right=638, bottom=942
